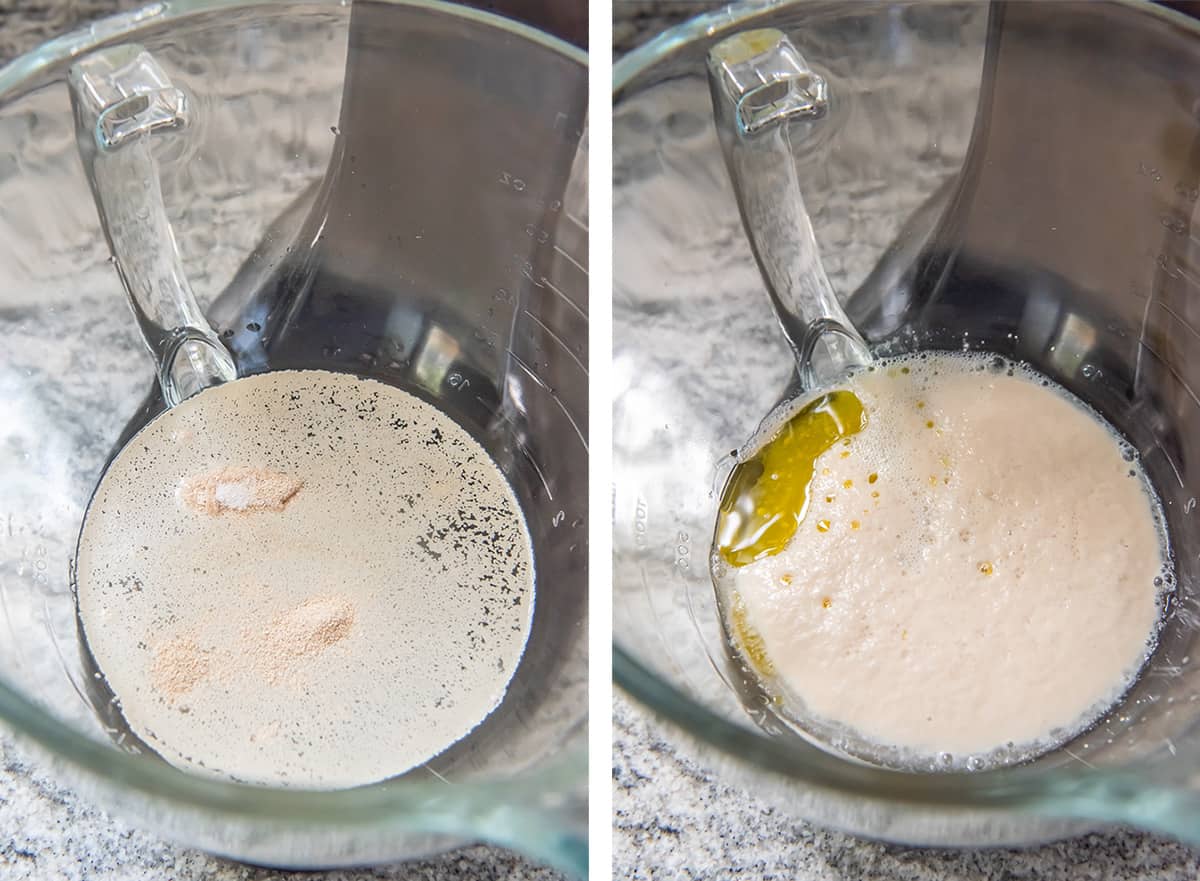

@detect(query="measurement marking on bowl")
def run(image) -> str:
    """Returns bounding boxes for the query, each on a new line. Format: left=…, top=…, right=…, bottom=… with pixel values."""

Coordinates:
left=537, top=273, right=588, bottom=319
left=522, top=309, right=587, bottom=374
left=554, top=244, right=588, bottom=275
left=508, top=351, right=587, bottom=448
left=634, top=498, right=649, bottom=548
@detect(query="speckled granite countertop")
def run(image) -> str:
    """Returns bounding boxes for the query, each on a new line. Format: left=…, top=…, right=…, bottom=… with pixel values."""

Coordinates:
left=611, top=1, right=1200, bottom=878
left=0, top=3, right=567, bottom=880
left=614, top=695, right=1200, bottom=880
left=2, top=733, right=558, bottom=880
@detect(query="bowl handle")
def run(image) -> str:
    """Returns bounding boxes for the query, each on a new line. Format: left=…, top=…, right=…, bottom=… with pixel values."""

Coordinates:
left=68, top=45, right=236, bottom=407
left=707, top=28, right=872, bottom=391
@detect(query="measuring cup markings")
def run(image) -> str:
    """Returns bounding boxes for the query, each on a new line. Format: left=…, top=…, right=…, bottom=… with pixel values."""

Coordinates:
left=633, top=498, right=650, bottom=550
left=536, top=273, right=587, bottom=319
left=553, top=244, right=586, bottom=275
left=631, top=554, right=704, bottom=698
left=0, top=575, right=28, bottom=673
left=518, top=443, right=554, bottom=504
left=506, top=351, right=585, bottom=451
left=43, top=590, right=92, bottom=715
left=680, top=534, right=749, bottom=707
left=1149, top=298, right=1200, bottom=348
left=499, top=171, right=527, bottom=193
left=1137, top=334, right=1200, bottom=422
left=522, top=309, right=587, bottom=375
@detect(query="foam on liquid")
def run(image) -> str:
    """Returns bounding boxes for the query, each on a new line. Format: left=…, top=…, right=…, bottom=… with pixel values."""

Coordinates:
left=714, top=352, right=1171, bottom=769
left=76, top=370, right=534, bottom=788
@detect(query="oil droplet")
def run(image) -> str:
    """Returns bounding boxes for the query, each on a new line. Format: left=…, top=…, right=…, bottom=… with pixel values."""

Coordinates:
left=825, top=495, right=835, bottom=504
left=729, top=592, right=773, bottom=675
left=900, top=366, right=911, bottom=374
left=925, top=420, right=935, bottom=429
left=868, top=473, right=878, bottom=484
left=840, top=450, right=851, bottom=459
left=780, top=573, right=793, bottom=586
left=871, top=491, right=880, bottom=498
left=842, top=479, right=853, bottom=489
left=816, top=519, right=831, bottom=533
left=979, top=561, right=994, bottom=575
left=821, top=596, right=832, bottom=609
left=916, top=401, right=925, bottom=409
left=850, top=520, right=861, bottom=530
left=716, top=391, right=866, bottom=566
left=928, top=475, right=939, bottom=486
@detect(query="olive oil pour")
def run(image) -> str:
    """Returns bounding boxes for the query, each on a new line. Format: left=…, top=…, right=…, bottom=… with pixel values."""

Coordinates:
left=716, top=391, right=866, bottom=567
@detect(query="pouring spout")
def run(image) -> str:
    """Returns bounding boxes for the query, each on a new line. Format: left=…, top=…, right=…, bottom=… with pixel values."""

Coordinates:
left=707, top=28, right=872, bottom=392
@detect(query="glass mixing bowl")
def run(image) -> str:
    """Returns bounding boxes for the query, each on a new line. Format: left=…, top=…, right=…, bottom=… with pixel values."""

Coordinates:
left=614, top=0, right=1200, bottom=846
left=0, top=0, right=586, bottom=872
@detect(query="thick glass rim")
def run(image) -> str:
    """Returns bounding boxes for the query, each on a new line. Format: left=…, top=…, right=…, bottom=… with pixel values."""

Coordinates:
left=0, top=0, right=586, bottom=869
left=612, top=0, right=1200, bottom=836
left=0, top=0, right=586, bottom=98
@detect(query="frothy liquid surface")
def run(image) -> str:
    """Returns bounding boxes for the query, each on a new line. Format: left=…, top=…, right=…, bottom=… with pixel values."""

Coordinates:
left=76, top=370, right=534, bottom=788
left=715, top=353, right=1169, bottom=767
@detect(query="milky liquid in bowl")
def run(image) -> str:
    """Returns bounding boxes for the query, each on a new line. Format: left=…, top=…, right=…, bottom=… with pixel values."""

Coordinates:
left=713, top=352, right=1172, bottom=771
left=75, top=369, right=534, bottom=788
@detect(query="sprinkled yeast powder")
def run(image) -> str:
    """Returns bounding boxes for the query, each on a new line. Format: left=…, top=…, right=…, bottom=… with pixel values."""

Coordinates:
left=76, top=370, right=535, bottom=788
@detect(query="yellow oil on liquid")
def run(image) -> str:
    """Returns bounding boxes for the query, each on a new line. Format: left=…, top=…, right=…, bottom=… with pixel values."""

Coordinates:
left=716, top=391, right=866, bottom=567
left=728, top=592, right=773, bottom=676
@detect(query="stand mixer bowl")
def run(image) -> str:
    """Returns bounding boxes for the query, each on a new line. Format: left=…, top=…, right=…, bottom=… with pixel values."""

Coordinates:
left=0, top=0, right=587, bottom=872
left=614, top=0, right=1200, bottom=846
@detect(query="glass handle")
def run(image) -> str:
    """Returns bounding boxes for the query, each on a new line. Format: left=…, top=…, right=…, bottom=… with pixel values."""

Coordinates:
left=707, top=28, right=871, bottom=391
left=68, top=45, right=236, bottom=407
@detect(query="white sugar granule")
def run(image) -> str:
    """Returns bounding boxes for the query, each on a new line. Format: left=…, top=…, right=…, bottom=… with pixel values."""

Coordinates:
left=180, top=465, right=303, bottom=515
